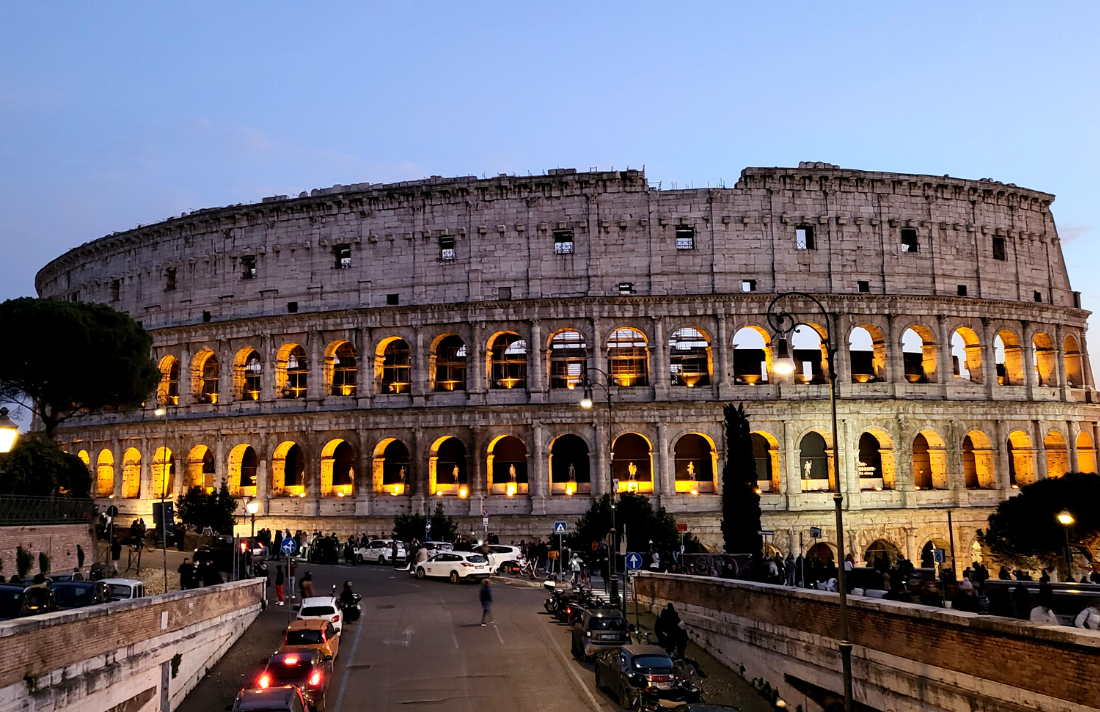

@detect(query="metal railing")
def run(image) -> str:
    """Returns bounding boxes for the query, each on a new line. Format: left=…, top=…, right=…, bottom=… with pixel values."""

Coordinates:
left=0, top=495, right=97, bottom=526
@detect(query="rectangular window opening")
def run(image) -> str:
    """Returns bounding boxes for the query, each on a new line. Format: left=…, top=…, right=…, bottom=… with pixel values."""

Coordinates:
left=957, top=285, right=968, bottom=297
left=900, top=228, right=919, bottom=253
left=241, top=255, right=257, bottom=280
left=202, top=311, right=212, bottom=323
left=497, top=287, right=512, bottom=301
left=618, top=282, right=634, bottom=295
left=796, top=226, right=815, bottom=250
left=741, top=279, right=756, bottom=292
left=857, top=280, right=870, bottom=293
left=992, top=236, right=1006, bottom=261
left=439, top=236, right=456, bottom=262
left=386, top=293, right=400, bottom=306
left=287, top=302, right=298, bottom=313
left=164, top=268, right=177, bottom=292
left=553, top=229, right=574, bottom=254
left=333, top=244, right=352, bottom=270
left=110, top=280, right=120, bottom=301
left=675, top=226, right=695, bottom=250
left=1034, top=291, right=1042, bottom=303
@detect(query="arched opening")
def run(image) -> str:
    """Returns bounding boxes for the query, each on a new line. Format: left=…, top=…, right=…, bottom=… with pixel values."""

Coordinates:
left=429, top=437, right=469, bottom=497
left=864, top=539, right=900, bottom=566
left=1033, top=333, right=1057, bottom=387
left=1007, top=430, right=1035, bottom=488
left=751, top=432, right=780, bottom=493
left=489, top=333, right=527, bottom=390
left=193, top=351, right=220, bottom=404
left=1064, top=335, right=1085, bottom=388
left=612, top=433, right=652, bottom=493
left=806, top=542, right=835, bottom=563
left=151, top=447, right=175, bottom=499
left=488, top=435, right=528, bottom=496
left=121, top=447, right=141, bottom=499
left=187, top=445, right=216, bottom=492
left=77, top=450, right=90, bottom=470
left=375, top=439, right=410, bottom=496
left=791, top=325, right=827, bottom=385
left=901, top=326, right=937, bottom=383
left=994, top=330, right=1025, bottom=385
left=921, top=539, right=950, bottom=569
left=1077, top=430, right=1097, bottom=474
left=607, top=327, right=649, bottom=388
left=912, top=430, right=947, bottom=490
left=857, top=432, right=895, bottom=491
left=432, top=335, right=467, bottom=392
left=96, top=450, right=114, bottom=498
left=950, top=327, right=983, bottom=384
left=962, top=430, right=995, bottom=489
left=234, top=348, right=262, bottom=401
left=550, top=434, right=590, bottom=495
left=276, top=344, right=308, bottom=399
left=158, top=355, right=180, bottom=405
left=848, top=326, right=886, bottom=383
left=668, top=327, right=711, bottom=388
left=328, top=341, right=358, bottom=397
left=272, top=442, right=305, bottom=497
left=970, top=540, right=984, bottom=565
left=228, top=444, right=258, bottom=497
left=376, top=338, right=411, bottom=394
left=1044, top=431, right=1069, bottom=479
left=548, top=330, right=587, bottom=390
left=673, top=433, right=716, bottom=494
left=732, top=327, right=770, bottom=385
left=320, top=440, right=355, bottom=497
left=798, top=432, right=832, bottom=491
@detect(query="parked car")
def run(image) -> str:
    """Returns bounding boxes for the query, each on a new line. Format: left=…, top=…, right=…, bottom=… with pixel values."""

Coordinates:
left=415, top=552, right=492, bottom=583
left=307, top=538, right=341, bottom=565
left=594, top=645, right=702, bottom=709
left=47, top=580, right=114, bottom=610
left=47, top=572, right=85, bottom=582
left=232, top=685, right=309, bottom=712
left=101, top=578, right=146, bottom=600
left=256, top=651, right=331, bottom=712
left=355, top=539, right=407, bottom=565
left=421, top=541, right=453, bottom=554
left=484, top=545, right=524, bottom=572
left=296, top=596, right=343, bottom=635
left=279, top=619, right=341, bottom=661
left=571, top=609, right=629, bottom=660
left=0, top=584, right=59, bottom=621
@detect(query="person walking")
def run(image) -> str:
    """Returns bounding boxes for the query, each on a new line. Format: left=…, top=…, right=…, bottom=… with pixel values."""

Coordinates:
left=1074, top=597, right=1100, bottom=630
left=288, top=559, right=298, bottom=599
left=569, top=553, right=582, bottom=584
left=177, top=558, right=193, bottom=590
left=1029, top=585, right=1058, bottom=624
left=479, top=579, right=493, bottom=626
left=274, top=565, right=286, bottom=605
left=299, top=571, right=314, bottom=599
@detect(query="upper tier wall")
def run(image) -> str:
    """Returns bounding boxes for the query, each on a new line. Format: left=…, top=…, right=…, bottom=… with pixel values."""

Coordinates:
left=35, top=166, right=1073, bottom=330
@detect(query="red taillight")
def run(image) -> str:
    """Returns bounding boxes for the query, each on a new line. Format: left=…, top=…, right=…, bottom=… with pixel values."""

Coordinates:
left=283, top=655, right=299, bottom=665
left=258, top=674, right=271, bottom=689
left=331, top=615, right=339, bottom=623
left=309, top=671, right=322, bottom=687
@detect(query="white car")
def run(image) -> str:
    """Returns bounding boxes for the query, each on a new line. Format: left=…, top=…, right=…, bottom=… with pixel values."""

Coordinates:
left=296, top=596, right=343, bottom=634
left=484, top=545, right=524, bottom=572
left=356, top=539, right=408, bottom=565
left=101, top=578, right=146, bottom=600
left=415, top=552, right=492, bottom=584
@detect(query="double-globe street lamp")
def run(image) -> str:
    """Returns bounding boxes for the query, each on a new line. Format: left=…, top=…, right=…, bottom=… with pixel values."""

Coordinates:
left=0, top=407, right=19, bottom=455
left=579, top=367, right=622, bottom=603
left=766, top=292, right=853, bottom=712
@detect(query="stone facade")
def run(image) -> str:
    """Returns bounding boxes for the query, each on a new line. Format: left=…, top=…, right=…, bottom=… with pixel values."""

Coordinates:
left=35, top=164, right=1100, bottom=558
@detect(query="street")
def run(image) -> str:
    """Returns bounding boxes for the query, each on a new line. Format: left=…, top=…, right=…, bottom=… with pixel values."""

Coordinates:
left=179, top=561, right=770, bottom=712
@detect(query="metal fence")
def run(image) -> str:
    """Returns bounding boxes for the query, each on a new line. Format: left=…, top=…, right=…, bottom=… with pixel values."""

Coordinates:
left=0, top=494, right=97, bottom=525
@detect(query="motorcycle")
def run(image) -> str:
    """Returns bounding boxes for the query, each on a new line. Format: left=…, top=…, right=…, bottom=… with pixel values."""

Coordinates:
left=338, top=592, right=362, bottom=622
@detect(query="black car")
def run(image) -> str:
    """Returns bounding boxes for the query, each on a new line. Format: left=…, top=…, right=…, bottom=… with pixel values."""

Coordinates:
left=571, top=609, right=629, bottom=660
left=47, top=580, right=114, bottom=610
left=308, top=538, right=341, bottom=565
left=232, top=686, right=308, bottom=712
left=256, top=650, right=332, bottom=711
left=594, top=645, right=702, bottom=710
left=0, top=584, right=59, bottom=621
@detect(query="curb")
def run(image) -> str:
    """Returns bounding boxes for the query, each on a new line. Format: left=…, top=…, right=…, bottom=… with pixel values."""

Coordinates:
left=490, top=575, right=549, bottom=589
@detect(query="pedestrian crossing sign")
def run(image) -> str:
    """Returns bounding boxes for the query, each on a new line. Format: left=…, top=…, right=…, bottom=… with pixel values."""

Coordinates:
left=553, top=521, right=568, bottom=534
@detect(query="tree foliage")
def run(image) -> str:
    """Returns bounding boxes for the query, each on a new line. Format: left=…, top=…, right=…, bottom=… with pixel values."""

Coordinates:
left=176, top=482, right=238, bottom=535
left=38, top=552, right=50, bottom=575
left=16, top=546, right=32, bottom=578
left=393, top=503, right=458, bottom=543
left=721, top=403, right=763, bottom=554
left=565, top=492, right=705, bottom=554
left=981, top=472, right=1100, bottom=570
left=0, top=298, right=160, bottom=438
left=0, top=432, right=91, bottom=497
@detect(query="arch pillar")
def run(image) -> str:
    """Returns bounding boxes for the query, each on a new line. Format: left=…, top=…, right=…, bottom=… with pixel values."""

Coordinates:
left=946, top=421, right=965, bottom=491
left=529, top=320, right=545, bottom=403
left=782, top=421, right=800, bottom=497
left=993, top=420, right=1010, bottom=490
left=308, top=333, right=324, bottom=401
left=1055, top=323, right=1069, bottom=400
left=894, top=418, right=914, bottom=493
left=469, top=323, right=486, bottom=404
left=1068, top=420, right=1081, bottom=473
left=261, top=334, right=276, bottom=402
left=981, top=318, right=998, bottom=398
left=531, top=422, right=547, bottom=513
left=411, top=326, right=427, bottom=405
left=111, top=442, right=123, bottom=500
left=355, top=429, right=371, bottom=515
left=886, top=314, right=904, bottom=386
left=831, top=314, right=852, bottom=395
left=256, top=457, right=269, bottom=514
left=593, top=420, right=608, bottom=498
left=1033, top=420, right=1049, bottom=480
left=656, top=422, right=671, bottom=500
left=716, top=313, right=732, bottom=399
left=180, top=343, right=194, bottom=408
left=1022, top=321, right=1037, bottom=396
left=219, top=344, right=234, bottom=405
left=652, top=317, right=668, bottom=399
left=355, top=328, right=373, bottom=406
left=138, top=437, right=151, bottom=501
left=936, top=316, right=953, bottom=393
left=468, top=426, right=486, bottom=516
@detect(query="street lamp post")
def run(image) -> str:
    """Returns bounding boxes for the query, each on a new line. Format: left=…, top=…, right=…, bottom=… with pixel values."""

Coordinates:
left=153, top=396, right=170, bottom=594
left=1057, top=511, right=1075, bottom=581
left=0, top=407, right=19, bottom=455
left=767, top=292, right=853, bottom=712
left=580, top=367, right=620, bottom=603
left=247, top=500, right=259, bottom=540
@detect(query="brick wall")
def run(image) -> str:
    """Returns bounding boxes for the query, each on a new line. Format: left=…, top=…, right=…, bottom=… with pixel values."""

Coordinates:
left=0, top=524, right=96, bottom=578
left=636, top=572, right=1100, bottom=712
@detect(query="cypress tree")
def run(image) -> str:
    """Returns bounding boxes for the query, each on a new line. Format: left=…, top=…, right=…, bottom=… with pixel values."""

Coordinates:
left=721, top=403, right=763, bottom=554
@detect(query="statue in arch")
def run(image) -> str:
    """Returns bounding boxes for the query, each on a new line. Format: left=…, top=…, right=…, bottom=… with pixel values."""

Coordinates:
left=452, top=464, right=460, bottom=483
left=509, top=463, right=517, bottom=482
left=803, top=460, right=813, bottom=480
left=686, top=462, right=696, bottom=480
left=628, top=462, right=638, bottom=481
left=567, top=462, right=576, bottom=482
left=398, top=465, right=406, bottom=483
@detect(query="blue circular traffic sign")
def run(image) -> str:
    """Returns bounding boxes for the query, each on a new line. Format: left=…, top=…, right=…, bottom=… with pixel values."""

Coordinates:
left=280, top=538, right=298, bottom=555
left=625, top=552, right=643, bottom=570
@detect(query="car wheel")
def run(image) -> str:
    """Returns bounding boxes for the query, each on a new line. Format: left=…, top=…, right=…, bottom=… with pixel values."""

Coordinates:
left=594, top=668, right=602, bottom=690
left=314, top=694, right=326, bottom=712
left=449, top=571, right=460, bottom=584
left=416, top=567, right=426, bottom=579
left=356, top=554, right=363, bottom=564
left=378, top=556, right=385, bottom=565
left=617, top=683, right=634, bottom=710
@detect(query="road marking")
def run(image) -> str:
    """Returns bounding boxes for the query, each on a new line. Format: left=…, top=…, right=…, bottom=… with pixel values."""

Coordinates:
left=331, top=608, right=366, bottom=712
left=544, top=620, right=603, bottom=711
left=446, top=609, right=460, bottom=649
left=493, top=623, right=505, bottom=645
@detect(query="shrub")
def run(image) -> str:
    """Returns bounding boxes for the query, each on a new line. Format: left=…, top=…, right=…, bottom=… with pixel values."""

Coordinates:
left=38, top=552, right=50, bottom=575
left=16, top=546, right=32, bottom=578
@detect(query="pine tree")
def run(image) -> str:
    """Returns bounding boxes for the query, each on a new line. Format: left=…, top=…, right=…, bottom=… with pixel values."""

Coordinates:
left=721, top=403, right=763, bottom=554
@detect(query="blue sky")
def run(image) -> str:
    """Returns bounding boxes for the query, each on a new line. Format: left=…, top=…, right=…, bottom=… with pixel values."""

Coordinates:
left=2, top=3, right=1097, bottom=348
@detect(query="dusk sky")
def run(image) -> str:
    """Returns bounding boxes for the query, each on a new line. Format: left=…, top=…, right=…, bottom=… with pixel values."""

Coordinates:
left=2, top=2, right=1098, bottom=366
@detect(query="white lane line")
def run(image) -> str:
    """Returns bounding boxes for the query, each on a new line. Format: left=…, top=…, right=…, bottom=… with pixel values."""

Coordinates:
left=493, top=623, right=505, bottom=646
left=446, top=609, right=460, bottom=649
left=544, top=621, right=603, bottom=712
left=331, top=612, right=367, bottom=712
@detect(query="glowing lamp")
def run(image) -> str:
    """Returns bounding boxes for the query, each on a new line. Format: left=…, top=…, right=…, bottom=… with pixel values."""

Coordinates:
left=258, top=674, right=271, bottom=689
left=506, top=482, right=517, bottom=497
left=459, top=486, right=468, bottom=498
left=299, top=491, right=307, bottom=498
left=914, top=486, right=921, bottom=491
left=154, top=408, right=166, bottom=417
left=337, top=492, right=345, bottom=497
left=391, top=483, right=404, bottom=496
left=1011, top=484, right=1019, bottom=489
left=873, top=486, right=882, bottom=491
left=565, top=482, right=575, bottom=496
left=579, top=397, right=593, bottom=409
left=772, top=337, right=796, bottom=376
left=283, top=655, right=299, bottom=665
left=690, top=486, right=699, bottom=496
left=1057, top=511, right=1075, bottom=526
left=246, top=501, right=260, bottom=515
left=308, top=671, right=322, bottom=687
left=753, top=487, right=761, bottom=495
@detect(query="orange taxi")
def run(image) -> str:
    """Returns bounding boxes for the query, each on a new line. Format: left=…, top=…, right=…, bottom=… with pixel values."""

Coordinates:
left=278, top=619, right=340, bottom=661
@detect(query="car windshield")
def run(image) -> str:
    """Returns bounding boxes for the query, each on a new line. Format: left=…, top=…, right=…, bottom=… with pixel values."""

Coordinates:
left=107, top=584, right=132, bottom=599
left=51, top=584, right=94, bottom=606
left=0, top=590, right=25, bottom=617
left=590, top=617, right=627, bottom=631
left=285, top=629, right=323, bottom=645
left=300, top=606, right=335, bottom=617
left=632, top=654, right=674, bottom=671
left=465, top=554, right=488, bottom=563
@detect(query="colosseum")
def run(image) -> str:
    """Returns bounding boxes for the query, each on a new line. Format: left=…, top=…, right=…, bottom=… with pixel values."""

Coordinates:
left=35, top=162, right=1099, bottom=564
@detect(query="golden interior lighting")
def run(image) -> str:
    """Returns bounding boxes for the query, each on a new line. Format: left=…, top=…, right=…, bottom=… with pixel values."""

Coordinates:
left=1011, top=484, right=1020, bottom=489
left=914, top=485, right=921, bottom=490
left=298, top=491, right=306, bottom=498
left=391, top=483, right=404, bottom=496
left=753, top=487, right=761, bottom=495
left=336, top=492, right=344, bottom=497
left=459, top=485, right=468, bottom=498
left=565, top=482, right=575, bottom=496
left=690, top=486, right=699, bottom=496
left=499, top=378, right=519, bottom=389
left=873, top=486, right=882, bottom=491
left=506, top=482, right=517, bottom=497
left=248, top=391, right=260, bottom=400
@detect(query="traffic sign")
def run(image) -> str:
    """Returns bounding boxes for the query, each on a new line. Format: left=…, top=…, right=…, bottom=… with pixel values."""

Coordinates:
left=625, top=552, right=643, bottom=570
left=482, top=517, right=489, bottom=527
left=425, top=521, right=432, bottom=533
left=280, top=538, right=298, bottom=555
left=676, top=523, right=688, bottom=533
left=482, top=508, right=488, bottom=517
left=553, top=521, right=568, bottom=534
left=933, top=548, right=946, bottom=564
left=105, top=505, right=119, bottom=518
left=810, top=527, right=822, bottom=539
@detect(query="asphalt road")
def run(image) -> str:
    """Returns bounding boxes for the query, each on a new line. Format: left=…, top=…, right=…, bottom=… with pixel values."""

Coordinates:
left=180, top=561, right=769, bottom=712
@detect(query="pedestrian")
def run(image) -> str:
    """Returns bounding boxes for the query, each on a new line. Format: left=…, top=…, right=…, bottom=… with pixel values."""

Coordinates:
left=300, top=571, right=314, bottom=599
left=785, top=554, right=796, bottom=586
left=479, top=578, right=493, bottom=626
left=1012, top=582, right=1032, bottom=619
left=391, top=540, right=401, bottom=570
left=570, top=553, right=582, bottom=584
left=177, top=557, right=192, bottom=590
left=998, top=565, right=1012, bottom=580
left=1074, top=597, right=1100, bottom=630
left=655, top=603, right=681, bottom=653
left=1029, top=584, right=1058, bottom=624
left=951, top=578, right=979, bottom=612
left=275, top=565, right=286, bottom=605
left=288, top=559, right=298, bottom=599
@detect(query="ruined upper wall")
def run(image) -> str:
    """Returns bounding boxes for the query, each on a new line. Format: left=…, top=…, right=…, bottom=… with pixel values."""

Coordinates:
left=35, top=165, right=1075, bottom=330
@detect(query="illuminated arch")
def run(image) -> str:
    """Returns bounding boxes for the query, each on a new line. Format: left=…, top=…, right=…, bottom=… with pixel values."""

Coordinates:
left=673, top=433, right=716, bottom=494
left=901, top=325, right=937, bottom=383
left=1077, top=429, right=1097, bottom=474
left=187, top=445, right=216, bottom=492
left=373, top=438, right=411, bottom=496
left=192, top=350, right=219, bottom=404
left=121, top=447, right=141, bottom=499
left=1007, top=430, right=1036, bottom=488
left=228, top=444, right=258, bottom=497
left=158, top=355, right=180, bottom=405
left=276, top=343, right=308, bottom=399
left=77, top=449, right=90, bottom=469
left=857, top=430, right=895, bottom=491
left=320, top=439, right=355, bottom=497
left=487, top=435, right=528, bottom=496
left=798, top=431, right=833, bottom=491
left=1064, top=334, right=1085, bottom=388
left=428, top=436, right=469, bottom=497
left=668, top=327, right=711, bottom=388
left=272, top=441, right=306, bottom=497
left=612, top=432, right=652, bottom=493
left=549, top=434, right=590, bottom=496
left=750, top=431, right=780, bottom=493
left=151, top=447, right=175, bottom=499
left=848, top=325, right=886, bottom=383
left=962, top=430, right=995, bottom=489
left=431, top=334, right=467, bottom=392
left=790, top=324, right=827, bottom=385
left=233, top=348, right=262, bottom=401
left=325, top=340, right=358, bottom=397
left=994, top=329, right=1024, bottom=385
left=732, top=326, right=771, bottom=385
left=96, top=449, right=115, bottom=498
left=1033, top=333, right=1057, bottom=387
left=864, top=539, right=900, bottom=566
left=950, top=327, right=982, bottom=384
left=375, top=337, right=411, bottom=394
left=1044, top=430, right=1069, bottom=479
left=912, top=429, right=946, bottom=490
left=548, top=330, right=587, bottom=391
left=607, top=328, right=649, bottom=388
left=488, top=332, right=527, bottom=390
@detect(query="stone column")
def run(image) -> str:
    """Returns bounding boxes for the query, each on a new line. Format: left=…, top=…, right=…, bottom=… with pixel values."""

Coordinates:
left=411, top=427, right=427, bottom=511
left=180, top=343, right=194, bottom=408
left=355, top=327, right=372, bottom=406
left=111, top=441, right=124, bottom=499
left=652, top=317, right=668, bottom=399
left=981, top=318, right=998, bottom=398
left=530, top=421, right=547, bottom=514
left=904, top=527, right=918, bottom=562
left=256, top=455, right=270, bottom=514
left=411, top=326, right=427, bottom=406
left=945, top=421, right=965, bottom=492
left=937, top=316, right=954, bottom=390
left=716, top=313, right=731, bottom=399
left=782, top=420, right=800, bottom=497
left=1054, top=323, right=1069, bottom=401
left=309, top=332, right=324, bottom=401
left=1022, top=322, right=1036, bottom=398
left=886, top=314, right=905, bottom=393
left=831, top=314, right=851, bottom=398
left=469, top=323, right=486, bottom=404
left=894, top=417, right=914, bottom=493
left=468, top=425, right=485, bottom=516
left=593, top=420, right=608, bottom=498
left=219, top=343, right=234, bottom=405
left=993, top=420, right=1010, bottom=490
left=1033, top=420, right=1049, bottom=480
left=656, top=422, right=671, bottom=501
left=262, top=333, right=277, bottom=402
left=529, top=320, right=545, bottom=403
left=354, top=428, right=372, bottom=516
left=139, top=437, right=151, bottom=502
left=838, top=418, right=857, bottom=496
left=591, top=317, right=608, bottom=383
left=1080, top=331, right=1096, bottom=389
left=1068, top=420, right=1081, bottom=473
